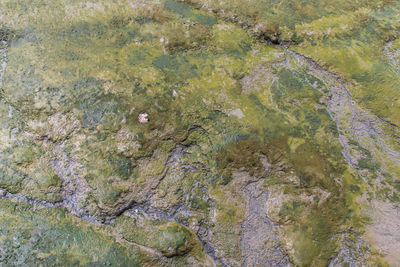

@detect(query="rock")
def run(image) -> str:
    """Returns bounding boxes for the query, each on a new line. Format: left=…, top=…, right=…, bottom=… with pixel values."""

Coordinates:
left=138, top=112, right=149, bottom=123
left=228, top=108, right=244, bottom=119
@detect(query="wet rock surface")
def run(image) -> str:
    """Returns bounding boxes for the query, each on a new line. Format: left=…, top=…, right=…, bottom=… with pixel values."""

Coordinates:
left=241, top=180, right=290, bottom=267
left=0, top=0, right=399, bottom=266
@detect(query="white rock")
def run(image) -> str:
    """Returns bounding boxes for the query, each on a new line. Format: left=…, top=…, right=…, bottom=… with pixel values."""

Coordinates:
left=138, top=112, right=149, bottom=123
left=228, top=108, right=244, bottom=119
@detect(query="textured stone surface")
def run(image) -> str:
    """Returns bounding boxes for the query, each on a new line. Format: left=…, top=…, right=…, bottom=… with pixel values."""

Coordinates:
left=0, top=0, right=399, bottom=266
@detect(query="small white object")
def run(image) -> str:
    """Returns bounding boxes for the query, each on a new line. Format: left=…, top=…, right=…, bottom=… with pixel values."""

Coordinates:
left=228, top=108, right=244, bottom=119
left=138, top=113, right=149, bottom=123
left=135, top=209, right=138, bottom=213
left=173, top=90, right=178, bottom=97
left=8, top=105, right=12, bottom=118
left=160, top=37, right=165, bottom=43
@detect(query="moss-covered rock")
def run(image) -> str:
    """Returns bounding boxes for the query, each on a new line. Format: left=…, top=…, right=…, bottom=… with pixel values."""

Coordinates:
left=0, top=0, right=398, bottom=266
left=0, top=199, right=154, bottom=266
left=114, top=214, right=203, bottom=258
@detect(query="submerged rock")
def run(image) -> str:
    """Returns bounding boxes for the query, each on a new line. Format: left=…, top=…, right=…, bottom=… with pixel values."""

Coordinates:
left=0, top=0, right=399, bottom=266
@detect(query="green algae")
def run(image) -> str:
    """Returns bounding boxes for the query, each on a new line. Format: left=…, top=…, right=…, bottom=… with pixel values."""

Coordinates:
left=164, top=0, right=218, bottom=27
left=0, top=126, right=63, bottom=202
left=0, top=199, right=146, bottom=266
left=292, top=4, right=400, bottom=126
left=114, top=215, right=204, bottom=259
left=0, top=0, right=398, bottom=265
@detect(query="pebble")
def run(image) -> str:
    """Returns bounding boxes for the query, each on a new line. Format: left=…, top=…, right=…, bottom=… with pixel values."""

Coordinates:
left=138, top=112, right=149, bottom=123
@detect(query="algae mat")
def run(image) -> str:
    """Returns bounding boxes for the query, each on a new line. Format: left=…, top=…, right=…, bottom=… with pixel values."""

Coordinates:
left=0, top=0, right=399, bottom=266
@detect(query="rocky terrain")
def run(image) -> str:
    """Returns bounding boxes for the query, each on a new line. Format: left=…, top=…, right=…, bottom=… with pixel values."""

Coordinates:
left=0, top=0, right=399, bottom=266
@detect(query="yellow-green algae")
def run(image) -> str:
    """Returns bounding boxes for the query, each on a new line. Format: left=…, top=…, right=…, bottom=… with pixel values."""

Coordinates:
left=0, top=0, right=398, bottom=266
left=0, top=199, right=146, bottom=266
left=114, top=215, right=204, bottom=258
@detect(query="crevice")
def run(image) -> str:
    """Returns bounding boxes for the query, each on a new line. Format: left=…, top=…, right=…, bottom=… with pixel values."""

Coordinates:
left=0, top=187, right=173, bottom=262
left=282, top=49, right=400, bottom=170
left=124, top=201, right=227, bottom=266
left=378, top=116, right=400, bottom=130
left=0, top=188, right=64, bottom=208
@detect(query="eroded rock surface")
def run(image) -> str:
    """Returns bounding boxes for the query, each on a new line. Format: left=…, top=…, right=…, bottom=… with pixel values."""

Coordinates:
left=241, top=180, right=290, bottom=267
left=0, top=0, right=399, bottom=266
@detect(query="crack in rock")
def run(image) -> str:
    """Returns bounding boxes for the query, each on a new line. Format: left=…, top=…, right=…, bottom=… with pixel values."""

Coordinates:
left=285, top=49, right=400, bottom=175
